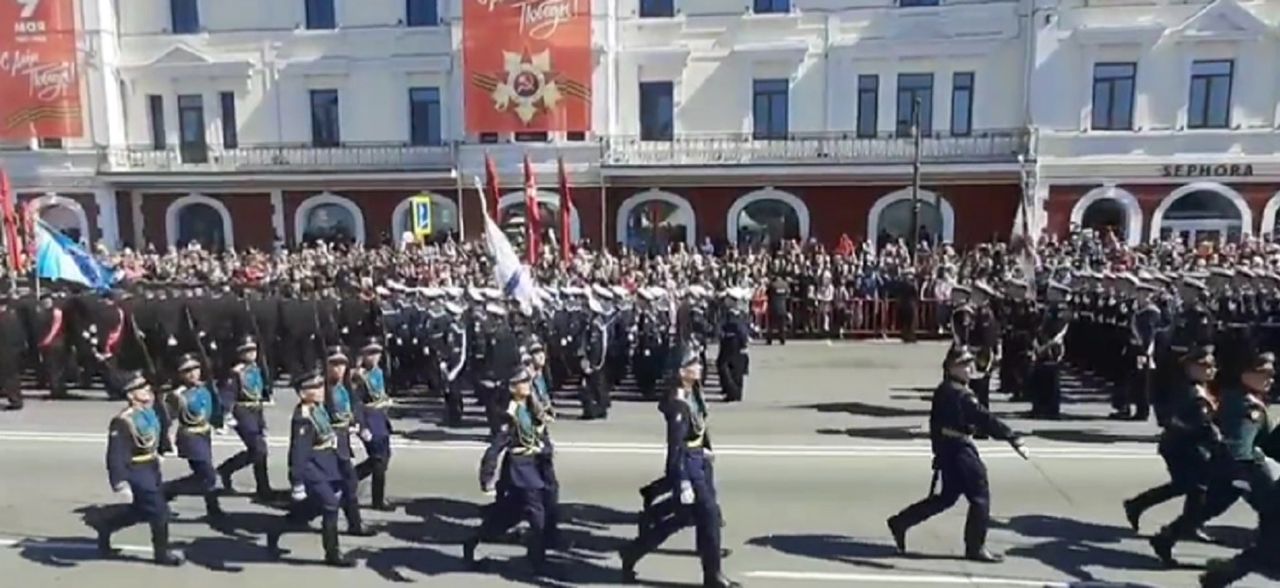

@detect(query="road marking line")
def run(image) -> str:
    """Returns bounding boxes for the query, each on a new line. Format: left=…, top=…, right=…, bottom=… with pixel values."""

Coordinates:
left=0, top=537, right=153, bottom=554
left=0, top=430, right=1156, bottom=459
left=746, top=570, right=1069, bottom=586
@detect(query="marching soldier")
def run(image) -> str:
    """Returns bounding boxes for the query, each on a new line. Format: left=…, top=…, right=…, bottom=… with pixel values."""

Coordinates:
left=716, top=289, right=751, bottom=403
left=463, top=367, right=558, bottom=576
left=441, top=298, right=469, bottom=426
left=265, top=370, right=356, bottom=567
left=887, top=346, right=1026, bottom=563
left=323, top=346, right=375, bottom=537
left=352, top=338, right=396, bottom=511
left=619, top=347, right=739, bottom=588
left=94, top=372, right=184, bottom=566
left=161, top=353, right=226, bottom=520
left=1029, top=282, right=1070, bottom=419
left=1196, top=350, right=1276, bottom=523
left=0, top=293, right=25, bottom=410
left=216, top=336, right=275, bottom=501
left=527, top=337, right=563, bottom=547
left=581, top=294, right=612, bottom=420
left=766, top=271, right=790, bottom=345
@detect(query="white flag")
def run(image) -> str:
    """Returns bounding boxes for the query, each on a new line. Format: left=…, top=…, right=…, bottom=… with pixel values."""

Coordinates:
left=473, top=177, right=540, bottom=311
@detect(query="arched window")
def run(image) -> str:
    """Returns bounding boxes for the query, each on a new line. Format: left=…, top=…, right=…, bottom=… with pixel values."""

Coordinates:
left=166, top=194, right=235, bottom=252
left=1153, top=185, right=1248, bottom=245
left=392, top=196, right=460, bottom=244
left=1069, top=186, right=1143, bottom=246
left=295, top=193, right=365, bottom=247
left=1079, top=199, right=1128, bottom=240
left=876, top=200, right=944, bottom=248
left=497, top=191, right=582, bottom=251
left=616, top=190, right=696, bottom=255
left=176, top=203, right=227, bottom=251
left=39, top=203, right=84, bottom=243
left=728, top=189, right=809, bottom=250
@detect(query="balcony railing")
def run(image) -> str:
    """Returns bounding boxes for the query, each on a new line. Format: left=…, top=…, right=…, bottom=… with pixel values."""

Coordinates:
left=102, top=142, right=454, bottom=174
left=602, top=130, right=1030, bottom=167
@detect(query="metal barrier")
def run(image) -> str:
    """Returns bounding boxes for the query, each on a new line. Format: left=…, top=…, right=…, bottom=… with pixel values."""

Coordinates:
left=753, top=298, right=948, bottom=340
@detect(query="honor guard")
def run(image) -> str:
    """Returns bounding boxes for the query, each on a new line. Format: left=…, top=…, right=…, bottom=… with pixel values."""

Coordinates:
left=716, top=288, right=751, bottom=403
left=887, top=346, right=1026, bottom=563
left=216, top=336, right=275, bottom=501
left=0, top=293, right=25, bottom=410
left=1029, top=281, right=1071, bottom=419
left=1198, top=350, right=1276, bottom=522
left=162, top=353, right=226, bottom=520
left=323, top=346, right=376, bottom=537
left=526, top=337, right=563, bottom=547
left=581, top=293, right=612, bottom=420
left=266, top=370, right=357, bottom=567
left=1121, top=278, right=1162, bottom=421
left=619, top=348, right=739, bottom=588
left=352, top=338, right=396, bottom=511
left=441, top=299, right=470, bottom=426
left=634, top=288, right=673, bottom=400
left=95, top=373, right=184, bottom=566
left=463, top=367, right=559, bottom=576
left=1138, top=344, right=1224, bottom=567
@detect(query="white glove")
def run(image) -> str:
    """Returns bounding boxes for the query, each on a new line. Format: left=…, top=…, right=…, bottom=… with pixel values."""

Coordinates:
left=291, top=485, right=307, bottom=502
left=1011, top=438, right=1029, bottom=460
left=224, top=415, right=238, bottom=429
left=705, top=449, right=715, bottom=464
left=481, top=484, right=496, bottom=497
left=114, top=483, right=134, bottom=503
left=360, top=428, right=373, bottom=442
left=679, top=481, right=695, bottom=505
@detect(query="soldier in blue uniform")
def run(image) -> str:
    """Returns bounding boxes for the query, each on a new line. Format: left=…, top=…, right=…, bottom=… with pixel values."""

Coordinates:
left=323, top=346, right=376, bottom=536
left=887, top=346, right=1026, bottom=563
left=619, top=348, right=740, bottom=588
left=162, top=353, right=225, bottom=520
left=526, top=337, right=563, bottom=546
left=94, top=372, right=184, bottom=566
left=265, top=370, right=356, bottom=567
left=352, top=338, right=396, bottom=511
left=463, top=367, right=556, bottom=576
left=581, top=294, right=611, bottom=420
left=716, top=289, right=751, bottom=403
left=216, top=336, right=275, bottom=501
left=441, top=299, right=470, bottom=426
left=1144, top=344, right=1227, bottom=567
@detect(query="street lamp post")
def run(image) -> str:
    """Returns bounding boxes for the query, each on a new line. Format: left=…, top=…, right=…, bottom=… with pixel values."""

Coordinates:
left=908, top=97, right=923, bottom=264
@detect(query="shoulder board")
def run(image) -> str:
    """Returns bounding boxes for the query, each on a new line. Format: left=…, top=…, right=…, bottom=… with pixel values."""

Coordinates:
left=506, top=400, right=520, bottom=417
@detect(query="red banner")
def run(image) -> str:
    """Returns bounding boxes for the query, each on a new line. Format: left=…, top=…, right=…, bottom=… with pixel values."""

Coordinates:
left=0, top=0, right=83, bottom=139
left=523, top=155, right=540, bottom=264
left=463, top=0, right=592, bottom=133
left=557, top=156, right=573, bottom=262
left=0, top=169, right=22, bottom=272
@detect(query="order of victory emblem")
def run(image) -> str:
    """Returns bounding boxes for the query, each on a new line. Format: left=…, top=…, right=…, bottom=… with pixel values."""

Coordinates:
left=493, top=50, right=559, bottom=124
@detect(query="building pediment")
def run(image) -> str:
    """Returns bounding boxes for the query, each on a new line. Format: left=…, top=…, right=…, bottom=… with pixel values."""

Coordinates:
left=118, top=44, right=255, bottom=79
left=1071, top=22, right=1166, bottom=46
left=1167, top=0, right=1271, bottom=43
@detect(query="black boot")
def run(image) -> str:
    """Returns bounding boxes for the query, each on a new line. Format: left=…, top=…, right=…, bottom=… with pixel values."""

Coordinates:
left=345, top=503, right=375, bottom=537
left=618, top=544, right=638, bottom=583
left=1150, top=532, right=1177, bottom=568
left=703, top=571, right=742, bottom=588
left=462, top=536, right=480, bottom=569
left=204, top=494, right=226, bottom=520
left=252, top=458, right=274, bottom=500
left=94, top=514, right=120, bottom=557
left=371, top=463, right=393, bottom=511
left=322, top=517, right=355, bottom=568
left=1123, top=498, right=1142, bottom=532
left=150, top=520, right=184, bottom=567
left=217, top=460, right=237, bottom=495
left=1200, top=557, right=1246, bottom=588
left=886, top=516, right=908, bottom=554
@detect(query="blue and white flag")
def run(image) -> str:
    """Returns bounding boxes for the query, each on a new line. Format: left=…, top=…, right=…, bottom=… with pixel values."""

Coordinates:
left=474, top=177, right=540, bottom=311
left=34, top=220, right=115, bottom=291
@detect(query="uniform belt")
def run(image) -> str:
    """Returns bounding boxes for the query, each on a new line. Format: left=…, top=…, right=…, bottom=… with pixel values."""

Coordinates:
left=131, top=453, right=158, bottom=464
left=181, top=423, right=211, bottom=434
left=313, top=439, right=337, bottom=451
left=367, top=399, right=392, bottom=410
left=238, top=399, right=264, bottom=408
left=510, top=446, right=542, bottom=456
left=940, top=427, right=972, bottom=440
left=685, top=438, right=706, bottom=449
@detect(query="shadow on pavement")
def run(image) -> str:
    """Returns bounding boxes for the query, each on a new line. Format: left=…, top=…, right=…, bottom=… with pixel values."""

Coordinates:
left=796, top=401, right=928, bottom=418
left=816, top=426, right=929, bottom=441
left=997, top=514, right=1166, bottom=582
left=745, top=533, right=960, bottom=570
left=1029, top=429, right=1158, bottom=445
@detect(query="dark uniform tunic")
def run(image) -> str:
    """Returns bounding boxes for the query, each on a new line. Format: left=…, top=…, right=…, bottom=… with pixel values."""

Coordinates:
left=473, top=398, right=552, bottom=563
left=216, top=362, right=272, bottom=494
left=163, top=382, right=221, bottom=499
left=105, top=406, right=169, bottom=523
left=287, top=404, right=345, bottom=518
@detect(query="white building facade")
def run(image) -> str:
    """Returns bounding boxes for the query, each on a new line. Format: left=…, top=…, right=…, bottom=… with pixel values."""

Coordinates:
left=3, top=0, right=1276, bottom=253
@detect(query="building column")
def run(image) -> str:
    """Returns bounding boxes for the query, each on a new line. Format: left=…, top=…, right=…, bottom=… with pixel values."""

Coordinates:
left=270, top=190, right=285, bottom=252
left=130, top=191, right=146, bottom=249
left=94, top=189, right=120, bottom=250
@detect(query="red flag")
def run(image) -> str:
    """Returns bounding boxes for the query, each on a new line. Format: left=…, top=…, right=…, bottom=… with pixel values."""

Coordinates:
left=522, top=155, right=540, bottom=264
left=0, top=169, right=22, bottom=272
left=557, top=156, right=573, bottom=262
left=484, top=153, right=500, bottom=221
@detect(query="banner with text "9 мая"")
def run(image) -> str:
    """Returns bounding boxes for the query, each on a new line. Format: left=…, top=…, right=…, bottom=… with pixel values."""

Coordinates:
left=463, top=0, right=592, bottom=134
left=0, top=0, right=82, bottom=139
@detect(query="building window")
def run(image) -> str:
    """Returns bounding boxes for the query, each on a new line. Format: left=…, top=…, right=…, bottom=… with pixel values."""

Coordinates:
left=1091, top=63, right=1136, bottom=131
left=639, top=81, right=674, bottom=141
left=37, top=138, right=63, bottom=150
left=148, top=95, right=166, bottom=150
left=170, top=0, right=200, bottom=34
left=896, top=73, right=933, bottom=136
left=409, top=87, right=442, bottom=146
left=639, top=0, right=674, bottom=18
left=406, top=0, right=437, bottom=26
left=310, top=89, right=341, bottom=147
left=479, top=132, right=499, bottom=144
left=856, top=75, right=878, bottom=138
left=752, top=79, right=789, bottom=140
left=950, top=72, right=974, bottom=137
left=306, top=0, right=337, bottom=30
left=515, top=132, right=549, bottom=142
left=178, top=94, right=207, bottom=163
left=754, top=0, right=789, bottom=13
left=1188, top=60, right=1233, bottom=129
left=899, top=0, right=940, bottom=6
left=219, top=92, right=238, bottom=149
left=566, top=131, right=586, bottom=141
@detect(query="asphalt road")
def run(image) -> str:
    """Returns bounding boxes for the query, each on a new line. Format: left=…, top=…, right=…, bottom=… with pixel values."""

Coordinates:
left=0, top=341, right=1272, bottom=588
